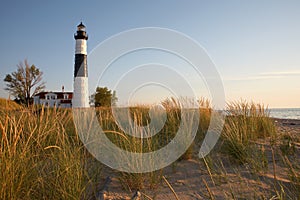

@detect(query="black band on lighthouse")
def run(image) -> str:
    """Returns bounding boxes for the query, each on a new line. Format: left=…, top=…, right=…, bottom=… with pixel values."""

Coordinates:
left=74, top=54, right=87, bottom=77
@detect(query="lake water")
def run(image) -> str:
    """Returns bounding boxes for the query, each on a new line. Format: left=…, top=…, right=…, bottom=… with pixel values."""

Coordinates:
left=269, top=108, right=300, bottom=120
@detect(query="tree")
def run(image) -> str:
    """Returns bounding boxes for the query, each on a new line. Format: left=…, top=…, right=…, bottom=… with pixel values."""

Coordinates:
left=4, top=60, right=45, bottom=106
left=94, top=87, right=117, bottom=107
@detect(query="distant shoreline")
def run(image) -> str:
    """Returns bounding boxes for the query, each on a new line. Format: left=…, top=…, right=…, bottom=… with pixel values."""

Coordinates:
left=269, top=108, right=300, bottom=120
left=273, top=117, right=300, bottom=124
left=273, top=118, right=300, bottom=136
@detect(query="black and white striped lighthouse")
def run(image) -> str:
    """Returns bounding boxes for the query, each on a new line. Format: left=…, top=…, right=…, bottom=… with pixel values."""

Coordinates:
left=73, top=22, right=89, bottom=108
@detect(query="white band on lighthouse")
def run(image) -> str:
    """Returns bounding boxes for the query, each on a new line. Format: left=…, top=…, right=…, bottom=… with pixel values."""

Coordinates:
left=73, top=77, right=89, bottom=108
left=75, top=39, right=87, bottom=55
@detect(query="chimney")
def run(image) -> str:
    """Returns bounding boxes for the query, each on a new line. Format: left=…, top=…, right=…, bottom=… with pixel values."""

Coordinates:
left=62, top=86, right=64, bottom=93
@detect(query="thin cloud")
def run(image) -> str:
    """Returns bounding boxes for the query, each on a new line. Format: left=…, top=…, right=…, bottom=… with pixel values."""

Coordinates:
left=224, top=70, right=300, bottom=81
left=260, top=71, right=300, bottom=76
left=223, top=75, right=282, bottom=81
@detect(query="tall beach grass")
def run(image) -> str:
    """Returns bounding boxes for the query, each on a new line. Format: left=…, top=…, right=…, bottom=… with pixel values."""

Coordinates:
left=0, top=98, right=299, bottom=199
left=0, top=106, right=102, bottom=199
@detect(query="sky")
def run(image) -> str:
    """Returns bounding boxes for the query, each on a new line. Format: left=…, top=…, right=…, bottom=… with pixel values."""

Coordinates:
left=0, top=0, right=299, bottom=108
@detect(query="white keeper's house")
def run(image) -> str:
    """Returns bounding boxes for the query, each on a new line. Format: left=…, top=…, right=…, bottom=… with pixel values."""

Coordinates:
left=33, top=89, right=73, bottom=108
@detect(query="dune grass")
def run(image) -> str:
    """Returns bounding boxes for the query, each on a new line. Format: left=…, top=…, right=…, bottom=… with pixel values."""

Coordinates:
left=221, top=101, right=276, bottom=169
left=0, top=99, right=299, bottom=199
left=0, top=106, right=102, bottom=199
left=94, top=98, right=197, bottom=190
left=199, top=100, right=300, bottom=199
left=0, top=98, right=22, bottom=110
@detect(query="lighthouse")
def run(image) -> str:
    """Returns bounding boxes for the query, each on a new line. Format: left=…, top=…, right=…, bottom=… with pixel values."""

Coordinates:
left=73, top=22, right=89, bottom=108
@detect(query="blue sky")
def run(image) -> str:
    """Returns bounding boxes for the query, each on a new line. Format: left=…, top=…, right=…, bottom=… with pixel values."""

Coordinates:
left=0, top=1, right=299, bottom=108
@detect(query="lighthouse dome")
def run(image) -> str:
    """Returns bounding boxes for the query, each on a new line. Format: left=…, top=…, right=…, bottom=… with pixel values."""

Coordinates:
left=77, top=22, right=86, bottom=31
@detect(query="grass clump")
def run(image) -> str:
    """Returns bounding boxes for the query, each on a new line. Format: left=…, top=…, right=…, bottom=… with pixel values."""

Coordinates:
left=221, top=101, right=276, bottom=170
left=0, top=107, right=102, bottom=199
left=93, top=97, right=200, bottom=191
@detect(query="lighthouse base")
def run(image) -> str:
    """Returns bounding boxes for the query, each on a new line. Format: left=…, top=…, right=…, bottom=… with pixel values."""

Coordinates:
left=73, top=77, right=89, bottom=108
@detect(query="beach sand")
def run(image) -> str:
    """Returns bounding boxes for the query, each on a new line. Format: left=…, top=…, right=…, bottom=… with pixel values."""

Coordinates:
left=96, top=119, right=300, bottom=200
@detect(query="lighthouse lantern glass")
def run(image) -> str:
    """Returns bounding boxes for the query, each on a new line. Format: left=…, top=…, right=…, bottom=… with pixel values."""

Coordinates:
left=77, top=25, right=85, bottom=32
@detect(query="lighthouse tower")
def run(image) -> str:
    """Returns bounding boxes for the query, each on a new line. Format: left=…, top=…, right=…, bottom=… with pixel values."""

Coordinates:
left=73, top=22, right=89, bottom=108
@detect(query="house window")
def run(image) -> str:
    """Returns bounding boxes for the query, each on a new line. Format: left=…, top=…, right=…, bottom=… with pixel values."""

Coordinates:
left=64, top=94, right=69, bottom=99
